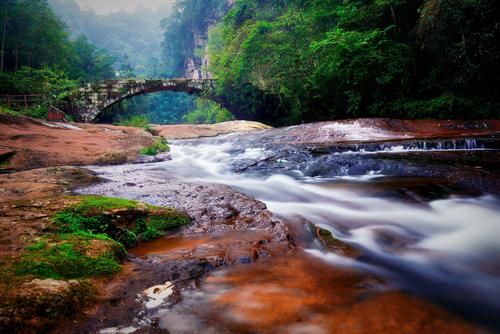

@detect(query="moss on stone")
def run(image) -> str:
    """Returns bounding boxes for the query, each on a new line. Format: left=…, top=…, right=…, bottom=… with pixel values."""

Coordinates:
left=15, top=233, right=124, bottom=279
left=0, top=150, right=15, bottom=170
left=312, top=225, right=359, bottom=257
left=139, top=137, right=170, bottom=156
left=134, top=213, right=191, bottom=242
left=52, top=195, right=190, bottom=247
left=0, top=195, right=191, bottom=333
left=95, top=151, right=129, bottom=165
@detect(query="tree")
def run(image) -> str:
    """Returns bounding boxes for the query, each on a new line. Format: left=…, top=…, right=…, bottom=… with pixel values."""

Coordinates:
left=206, top=0, right=500, bottom=123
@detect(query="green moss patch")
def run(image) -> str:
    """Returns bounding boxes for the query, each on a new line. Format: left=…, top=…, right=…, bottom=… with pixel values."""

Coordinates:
left=139, top=137, right=170, bottom=156
left=15, top=233, right=124, bottom=280
left=64, top=195, right=141, bottom=212
left=52, top=195, right=190, bottom=247
left=134, top=214, right=192, bottom=243
left=0, top=195, right=190, bottom=332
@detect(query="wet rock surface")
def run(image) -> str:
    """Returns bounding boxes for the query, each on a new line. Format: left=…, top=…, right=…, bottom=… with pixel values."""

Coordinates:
left=1, top=118, right=500, bottom=333
left=0, top=114, right=162, bottom=171
left=217, top=118, right=500, bottom=145
left=1, top=278, right=95, bottom=334
left=68, top=120, right=500, bottom=333
left=193, top=132, right=500, bottom=194
left=77, top=166, right=294, bottom=247
left=62, top=158, right=295, bottom=333
left=154, top=120, right=272, bottom=140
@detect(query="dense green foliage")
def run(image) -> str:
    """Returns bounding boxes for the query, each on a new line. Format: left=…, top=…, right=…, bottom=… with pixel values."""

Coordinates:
left=52, top=196, right=190, bottom=247
left=0, top=0, right=115, bottom=117
left=0, top=0, right=114, bottom=81
left=208, top=0, right=500, bottom=123
left=99, top=92, right=234, bottom=125
left=114, top=115, right=155, bottom=134
left=98, top=92, right=197, bottom=124
left=139, top=138, right=170, bottom=156
left=0, top=106, right=20, bottom=116
left=183, top=98, right=235, bottom=124
left=0, top=67, right=78, bottom=116
left=161, top=0, right=228, bottom=77
left=49, top=0, right=237, bottom=123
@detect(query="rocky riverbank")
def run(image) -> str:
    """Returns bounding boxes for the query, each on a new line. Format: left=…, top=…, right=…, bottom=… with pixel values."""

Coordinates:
left=0, top=115, right=288, bottom=333
left=0, top=115, right=271, bottom=172
left=0, top=115, right=499, bottom=333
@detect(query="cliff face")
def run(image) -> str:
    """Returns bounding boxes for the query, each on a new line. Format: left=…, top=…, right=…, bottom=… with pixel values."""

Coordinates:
left=183, top=1, right=233, bottom=79
left=183, top=27, right=211, bottom=79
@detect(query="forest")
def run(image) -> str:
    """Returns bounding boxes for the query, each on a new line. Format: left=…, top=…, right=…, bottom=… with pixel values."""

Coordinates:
left=48, top=0, right=169, bottom=78
left=1, top=1, right=500, bottom=333
left=206, top=0, right=500, bottom=124
left=1, top=0, right=499, bottom=124
left=0, top=0, right=115, bottom=117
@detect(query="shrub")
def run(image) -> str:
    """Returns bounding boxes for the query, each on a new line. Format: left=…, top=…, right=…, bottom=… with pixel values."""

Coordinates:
left=183, top=98, right=234, bottom=124
left=0, top=106, right=22, bottom=117
left=139, top=137, right=170, bottom=156
left=115, top=115, right=148, bottom=127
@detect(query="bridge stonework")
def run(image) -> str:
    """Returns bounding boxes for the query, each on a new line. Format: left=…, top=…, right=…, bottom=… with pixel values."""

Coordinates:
left=69, top=79, right=216, bottom=122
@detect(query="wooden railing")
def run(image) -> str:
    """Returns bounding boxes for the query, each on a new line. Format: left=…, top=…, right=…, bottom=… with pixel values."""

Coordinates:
left=0, top=94, right=44, bottom=109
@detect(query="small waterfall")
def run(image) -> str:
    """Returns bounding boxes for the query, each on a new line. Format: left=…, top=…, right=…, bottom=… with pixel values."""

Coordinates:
left=332, top=138, right=489, bottom=155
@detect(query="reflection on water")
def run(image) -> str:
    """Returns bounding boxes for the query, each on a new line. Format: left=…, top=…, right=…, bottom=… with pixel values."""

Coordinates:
left=81, top=132, right=500, bottom=331
left=158, top=253, right=473, bottom=334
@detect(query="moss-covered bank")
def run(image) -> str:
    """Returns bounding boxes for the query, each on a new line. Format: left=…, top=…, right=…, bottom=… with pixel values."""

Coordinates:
left=0, top=195, right=190, bottom=333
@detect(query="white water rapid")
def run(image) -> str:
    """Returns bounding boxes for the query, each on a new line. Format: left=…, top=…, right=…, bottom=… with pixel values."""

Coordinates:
left=81, top=132, right=500, bottom=326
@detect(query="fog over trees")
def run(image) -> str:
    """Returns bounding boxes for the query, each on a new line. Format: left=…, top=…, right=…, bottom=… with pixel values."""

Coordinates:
left=49, top=0, right=173, bottom=78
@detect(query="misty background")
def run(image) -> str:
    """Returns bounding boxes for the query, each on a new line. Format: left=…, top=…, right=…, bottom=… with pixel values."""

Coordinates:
left=74, top=0, right=175, bottom=14
left=49, top=0, right=175, bottom=78
left=46, top=0, right=232, bottom=125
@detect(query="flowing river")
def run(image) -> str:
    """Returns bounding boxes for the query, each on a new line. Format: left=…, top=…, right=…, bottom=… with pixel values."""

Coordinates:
left=76, top=125, right=500, bottom=334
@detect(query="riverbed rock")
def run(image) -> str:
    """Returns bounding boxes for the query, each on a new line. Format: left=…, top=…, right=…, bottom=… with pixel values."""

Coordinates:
left=0, top=114, right=155, bottom=171
left=154, top=120, right=272, bottom=140
left=134, top=152, right=172, bottom=164
left=78, top=171, right=295, bottom=248
left=235, top=118, right=500, bottom=145
left=313, top=225, right=359, bottom=257
left=0, top=279, right=95, bottom=334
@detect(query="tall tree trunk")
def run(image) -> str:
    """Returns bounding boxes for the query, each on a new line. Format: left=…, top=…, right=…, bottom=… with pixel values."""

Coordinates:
left=390, top=6, right=398, bottom=32
left=14, top=45, right=18, bottom=72
left=0, top=17, right=6, bottom=72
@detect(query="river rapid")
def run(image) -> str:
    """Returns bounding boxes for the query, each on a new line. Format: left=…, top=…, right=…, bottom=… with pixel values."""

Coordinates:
left=77, top=122, right=500, bottom=334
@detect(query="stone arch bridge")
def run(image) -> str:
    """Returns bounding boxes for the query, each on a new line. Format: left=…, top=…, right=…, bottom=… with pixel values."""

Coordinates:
left=68, top=79, right=216, bottom=122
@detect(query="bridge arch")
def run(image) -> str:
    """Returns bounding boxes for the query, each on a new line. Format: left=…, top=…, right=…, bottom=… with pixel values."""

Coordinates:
left=69, top=79, right=216, bottom=122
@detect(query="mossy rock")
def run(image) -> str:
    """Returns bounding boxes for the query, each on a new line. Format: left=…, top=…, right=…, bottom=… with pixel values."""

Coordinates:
left=0, top=151, right=15, bottom=171
left=311, top=225, right=359, bottom=257
left=52, top=196, right=191, bottom=247
left=0, top=195, right=190, bottom=333
left=0, top=279, right=95, bottom=333
left=96, top=151, right=130, bottom=165
left=14, top=233, right=125, bottom=280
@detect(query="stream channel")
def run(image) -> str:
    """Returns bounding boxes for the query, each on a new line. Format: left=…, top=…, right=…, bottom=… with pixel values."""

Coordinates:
left=74, top=126, right=500, bottom=334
